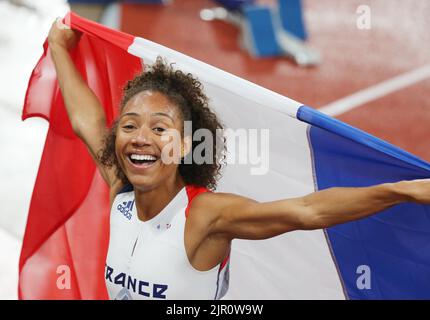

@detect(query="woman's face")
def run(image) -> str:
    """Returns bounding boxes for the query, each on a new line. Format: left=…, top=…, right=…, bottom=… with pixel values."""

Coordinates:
left=115, top=90, right=186, bottom=190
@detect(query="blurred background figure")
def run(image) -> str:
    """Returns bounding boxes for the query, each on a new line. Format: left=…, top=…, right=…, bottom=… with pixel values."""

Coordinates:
left=200, top=0, right=320, bottom=66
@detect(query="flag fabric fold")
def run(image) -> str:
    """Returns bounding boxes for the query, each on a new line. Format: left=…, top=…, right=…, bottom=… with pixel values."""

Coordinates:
left=20, top=12, right=430, bottom=300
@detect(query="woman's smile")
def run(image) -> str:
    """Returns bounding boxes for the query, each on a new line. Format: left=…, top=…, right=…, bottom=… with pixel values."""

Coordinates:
left=125, top=153, right=160, bottom=171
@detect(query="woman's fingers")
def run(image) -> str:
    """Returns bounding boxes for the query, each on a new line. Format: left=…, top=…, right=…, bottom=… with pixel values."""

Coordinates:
left=55, top=17, right=71, bottom=30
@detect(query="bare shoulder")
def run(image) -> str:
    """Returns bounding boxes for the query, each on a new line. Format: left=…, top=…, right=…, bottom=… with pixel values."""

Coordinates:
left=186, top=192, right=225, bottom=232
left=191, top=191, right=257, bottom=212
left=187, top=191, right=255, bottom=233
left=189, top=192, right=231, bottom=216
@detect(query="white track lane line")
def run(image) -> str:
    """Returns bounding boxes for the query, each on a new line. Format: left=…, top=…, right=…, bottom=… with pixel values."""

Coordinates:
left=319, top=64, right=430, bottom=117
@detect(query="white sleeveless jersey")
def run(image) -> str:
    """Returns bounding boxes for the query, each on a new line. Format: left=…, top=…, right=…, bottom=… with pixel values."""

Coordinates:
left=105, top=185, right=230, bottom=300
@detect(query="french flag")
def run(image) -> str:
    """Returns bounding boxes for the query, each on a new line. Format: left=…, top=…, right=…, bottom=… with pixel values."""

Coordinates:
left=20, top=12, right=430, bottom=300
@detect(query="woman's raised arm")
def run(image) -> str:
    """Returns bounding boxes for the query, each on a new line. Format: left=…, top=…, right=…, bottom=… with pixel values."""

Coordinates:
left=48, top=19, right=119, bottom=189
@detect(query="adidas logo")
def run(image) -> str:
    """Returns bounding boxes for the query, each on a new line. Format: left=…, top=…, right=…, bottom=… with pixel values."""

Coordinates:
left=117, top=200, right=134, bottom=220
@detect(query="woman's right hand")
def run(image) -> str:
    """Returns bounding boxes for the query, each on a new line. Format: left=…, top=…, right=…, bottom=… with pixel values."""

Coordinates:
left=48, top=18, right=80, bottom=50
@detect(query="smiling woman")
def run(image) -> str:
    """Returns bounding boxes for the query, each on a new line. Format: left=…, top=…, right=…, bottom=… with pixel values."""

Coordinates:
left=47, top=18, right=430, bottom=300
left=48, top=19, right=233, bottom=300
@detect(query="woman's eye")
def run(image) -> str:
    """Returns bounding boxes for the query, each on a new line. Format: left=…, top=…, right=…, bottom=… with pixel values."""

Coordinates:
left=153, top=127, right=166, bottom=133
left=122, top=125, right=136, bottom=130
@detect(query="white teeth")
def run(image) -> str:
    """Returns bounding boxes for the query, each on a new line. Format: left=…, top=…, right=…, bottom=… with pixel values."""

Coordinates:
left=130, top=154, right=157, bottom=161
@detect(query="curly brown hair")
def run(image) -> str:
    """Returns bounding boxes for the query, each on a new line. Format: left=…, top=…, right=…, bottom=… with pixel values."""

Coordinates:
left=98, top=57, right=225, bottom=190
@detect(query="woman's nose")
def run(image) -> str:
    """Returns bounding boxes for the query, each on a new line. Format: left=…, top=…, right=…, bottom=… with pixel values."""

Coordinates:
left=131, top=126, right=151, bottom=146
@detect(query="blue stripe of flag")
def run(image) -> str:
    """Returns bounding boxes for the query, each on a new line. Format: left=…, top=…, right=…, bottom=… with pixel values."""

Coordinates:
left=297, top=105, right=430, bottom=299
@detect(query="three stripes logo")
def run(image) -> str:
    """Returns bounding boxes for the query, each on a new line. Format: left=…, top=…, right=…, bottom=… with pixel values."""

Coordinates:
left=117, top=200, right=134, bottom=220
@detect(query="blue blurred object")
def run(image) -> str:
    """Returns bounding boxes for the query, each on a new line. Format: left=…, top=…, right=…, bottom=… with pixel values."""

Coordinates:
left=213, top=0, right=255, bottom=12
left=278, top=0, right=307, bottom=40
left=203, top=0, right=319, bottom=64
left=242, top=5, right=282, bottom=57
